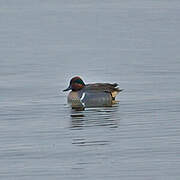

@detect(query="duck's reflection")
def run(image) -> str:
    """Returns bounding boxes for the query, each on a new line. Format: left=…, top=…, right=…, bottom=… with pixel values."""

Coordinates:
left=72, top=139, right=110, bottom=146
left=70, top=105, right=119, bottom=129
left=70, top=105, right=120, bottom=147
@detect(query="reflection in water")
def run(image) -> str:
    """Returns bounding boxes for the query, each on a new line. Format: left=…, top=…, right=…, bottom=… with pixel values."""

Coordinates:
left=71, top=117, right=84, bottom=129
left=70, top=105, right=120, bottom=129
left=70, top=105, right=120, bottom=146
left=72, top=139, right=109, bottom=146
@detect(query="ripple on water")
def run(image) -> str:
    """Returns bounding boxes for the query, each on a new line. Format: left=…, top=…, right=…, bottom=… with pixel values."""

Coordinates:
left=70, top=105, right=120, bottom=129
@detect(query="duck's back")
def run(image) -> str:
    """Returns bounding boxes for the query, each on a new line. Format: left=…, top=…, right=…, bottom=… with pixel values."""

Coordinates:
left=85, top=83, right=121, bottom=98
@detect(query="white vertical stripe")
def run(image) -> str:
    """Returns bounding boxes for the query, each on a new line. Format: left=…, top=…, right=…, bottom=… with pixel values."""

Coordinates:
left=80, top=92, right=86, bottom=107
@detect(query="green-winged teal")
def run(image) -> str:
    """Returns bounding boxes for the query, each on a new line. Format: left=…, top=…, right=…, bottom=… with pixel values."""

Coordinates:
left=63, top=76, right=122, bottom=109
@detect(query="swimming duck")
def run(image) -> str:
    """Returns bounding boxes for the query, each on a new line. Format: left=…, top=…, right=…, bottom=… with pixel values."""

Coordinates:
left=63, top=76, right=122, bottom=109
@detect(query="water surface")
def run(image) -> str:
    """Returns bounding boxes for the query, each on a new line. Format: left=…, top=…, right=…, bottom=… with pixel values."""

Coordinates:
left=0, top=0, right=180, bottom=179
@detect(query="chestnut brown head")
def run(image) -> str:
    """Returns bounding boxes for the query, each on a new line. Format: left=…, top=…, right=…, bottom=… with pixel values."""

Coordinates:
left=63, top=76, right=85, bottom=91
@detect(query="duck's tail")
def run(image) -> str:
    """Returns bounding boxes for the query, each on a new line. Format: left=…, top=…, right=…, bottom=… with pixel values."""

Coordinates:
left=111, top=83, right=123, bottom=100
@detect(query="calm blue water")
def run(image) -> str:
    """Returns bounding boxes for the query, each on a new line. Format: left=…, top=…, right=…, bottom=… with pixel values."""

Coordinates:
left=1, top=1, right=180, bottom=179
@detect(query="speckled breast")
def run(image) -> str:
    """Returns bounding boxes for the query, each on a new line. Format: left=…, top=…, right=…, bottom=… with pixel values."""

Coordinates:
left=67, top=91, right=84, bottom=108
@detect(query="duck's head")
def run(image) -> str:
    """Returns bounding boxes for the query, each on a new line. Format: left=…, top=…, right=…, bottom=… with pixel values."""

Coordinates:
left=63, top=76, right=85, bottom=92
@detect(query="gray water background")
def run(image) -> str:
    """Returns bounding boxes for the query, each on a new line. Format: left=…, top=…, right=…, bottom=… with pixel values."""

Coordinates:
left=0, top=0, right=180, bottom=179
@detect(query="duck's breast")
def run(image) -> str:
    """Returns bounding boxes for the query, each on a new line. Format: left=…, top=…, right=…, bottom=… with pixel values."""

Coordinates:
left=67, top=91, right=83, bottom=108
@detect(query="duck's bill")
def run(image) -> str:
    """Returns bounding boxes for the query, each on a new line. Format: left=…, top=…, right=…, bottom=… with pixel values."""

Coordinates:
left=63, top=86, right=71, bottom=92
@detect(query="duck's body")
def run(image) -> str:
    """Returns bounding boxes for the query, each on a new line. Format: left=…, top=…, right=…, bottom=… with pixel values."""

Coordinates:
left=63, top=76, right=122, bottom=109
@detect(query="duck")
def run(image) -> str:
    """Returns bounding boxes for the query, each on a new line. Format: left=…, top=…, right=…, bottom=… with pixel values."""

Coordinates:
left=63, top=76, right=123, bottom=109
